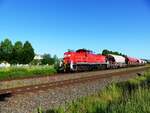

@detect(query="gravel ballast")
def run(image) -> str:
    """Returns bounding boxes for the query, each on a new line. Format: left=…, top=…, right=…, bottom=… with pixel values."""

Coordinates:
left=0, top=70, right=145, bottom=113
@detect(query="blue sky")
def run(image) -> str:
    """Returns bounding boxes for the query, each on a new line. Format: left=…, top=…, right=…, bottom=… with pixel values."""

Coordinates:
left=0, top=0, right=150, bottom=59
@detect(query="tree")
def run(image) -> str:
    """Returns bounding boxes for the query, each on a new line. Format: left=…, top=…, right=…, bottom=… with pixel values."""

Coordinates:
left=53, top=54, right=59, bottom=64
left=0, top=38, right=13, bottom=63
left=102, top=49, right=109, bottom=55
left=67, top=49, right=74, bottom=52
left=53, top=54, right=60, bottom=70
left=102, top=49, right=126, bottom=56
left=11, top=41, right=23, bottom=64
left=0, top=43, right=2, bottom=62
left=41, top=54, right=54, bottom=65
left=22, top=41, right=35, bottom=64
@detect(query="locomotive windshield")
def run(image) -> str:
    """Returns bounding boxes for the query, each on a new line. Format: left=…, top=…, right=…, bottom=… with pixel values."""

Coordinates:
left=76, top=49, right=93, bottom=53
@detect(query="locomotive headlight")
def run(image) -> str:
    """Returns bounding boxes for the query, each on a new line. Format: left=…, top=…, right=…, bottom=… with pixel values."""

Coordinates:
left=64, top=54, right=71, bottom=57
left=68, top=54, right=71, bottom=57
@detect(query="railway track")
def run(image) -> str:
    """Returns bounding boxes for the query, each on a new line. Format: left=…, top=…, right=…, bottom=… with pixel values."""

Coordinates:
left=0, top=66, right=149, bottom=99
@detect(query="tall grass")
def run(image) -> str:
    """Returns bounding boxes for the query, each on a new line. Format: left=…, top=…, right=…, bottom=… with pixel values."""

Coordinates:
left=108, top=88, right=150, bottom=113
left=0, top=66, right=56, bottom=80
left=39, top=69, right=150, bottom=113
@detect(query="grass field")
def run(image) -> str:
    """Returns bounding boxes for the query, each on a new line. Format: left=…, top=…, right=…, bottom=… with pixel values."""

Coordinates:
left=39, top=69, right=150, bottom=113
left=0, top=66, right=57, bottom=80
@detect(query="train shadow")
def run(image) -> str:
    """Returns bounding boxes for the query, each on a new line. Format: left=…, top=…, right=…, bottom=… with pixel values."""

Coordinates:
left=0, top=93, right=12, bottom=101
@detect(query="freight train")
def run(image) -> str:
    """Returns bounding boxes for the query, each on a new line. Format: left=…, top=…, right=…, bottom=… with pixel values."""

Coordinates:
left=58, top=49, right=147, bottom=72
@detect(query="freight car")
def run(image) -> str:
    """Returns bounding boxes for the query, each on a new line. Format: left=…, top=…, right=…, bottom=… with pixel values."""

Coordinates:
left=125, top=56, right=139, bottom=66
left=59, top=49, right=146, bottom=72
left=106, top=54, right=126, bottom=68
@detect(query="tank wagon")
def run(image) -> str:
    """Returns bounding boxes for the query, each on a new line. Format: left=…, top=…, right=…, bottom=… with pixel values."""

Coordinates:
left=125, top=57, right=139, bottom=66
left=59, top=49, right=146, bottom=72
left=106, top=54, right=126, bottom=68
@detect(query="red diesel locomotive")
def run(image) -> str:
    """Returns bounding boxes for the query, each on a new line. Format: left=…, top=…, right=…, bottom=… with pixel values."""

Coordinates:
left=62, top=49, right=107, bottom=72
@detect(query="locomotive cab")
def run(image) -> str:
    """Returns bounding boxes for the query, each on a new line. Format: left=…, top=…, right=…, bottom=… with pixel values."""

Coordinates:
left=63, top=52, right=75, bottom=72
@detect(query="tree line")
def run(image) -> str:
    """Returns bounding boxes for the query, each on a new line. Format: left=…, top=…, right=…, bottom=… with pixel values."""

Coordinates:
left=31, top=54, right=59, bottom=66
left=102, top=49, right=126, bottom=56
left=0, top=38, right=59, bottom=65
left=0, top=38, right=35, bottom=64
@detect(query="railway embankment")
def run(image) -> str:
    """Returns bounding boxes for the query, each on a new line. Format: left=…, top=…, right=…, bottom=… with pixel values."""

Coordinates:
left=0, top=66, right=149, bottom=113
left=0, top=66, right=149, bottom=90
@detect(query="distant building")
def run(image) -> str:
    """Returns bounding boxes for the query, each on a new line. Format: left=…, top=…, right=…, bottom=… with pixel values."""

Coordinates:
left=34, top=54, right=43, bottom=60
left=32, top=54, right=43, bottom=65
left=0, top=62, right=10, bottom=68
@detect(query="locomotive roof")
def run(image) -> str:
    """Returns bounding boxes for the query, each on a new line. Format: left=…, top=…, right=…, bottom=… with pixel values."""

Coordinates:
left=76, top=49, right=93, bottom=53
